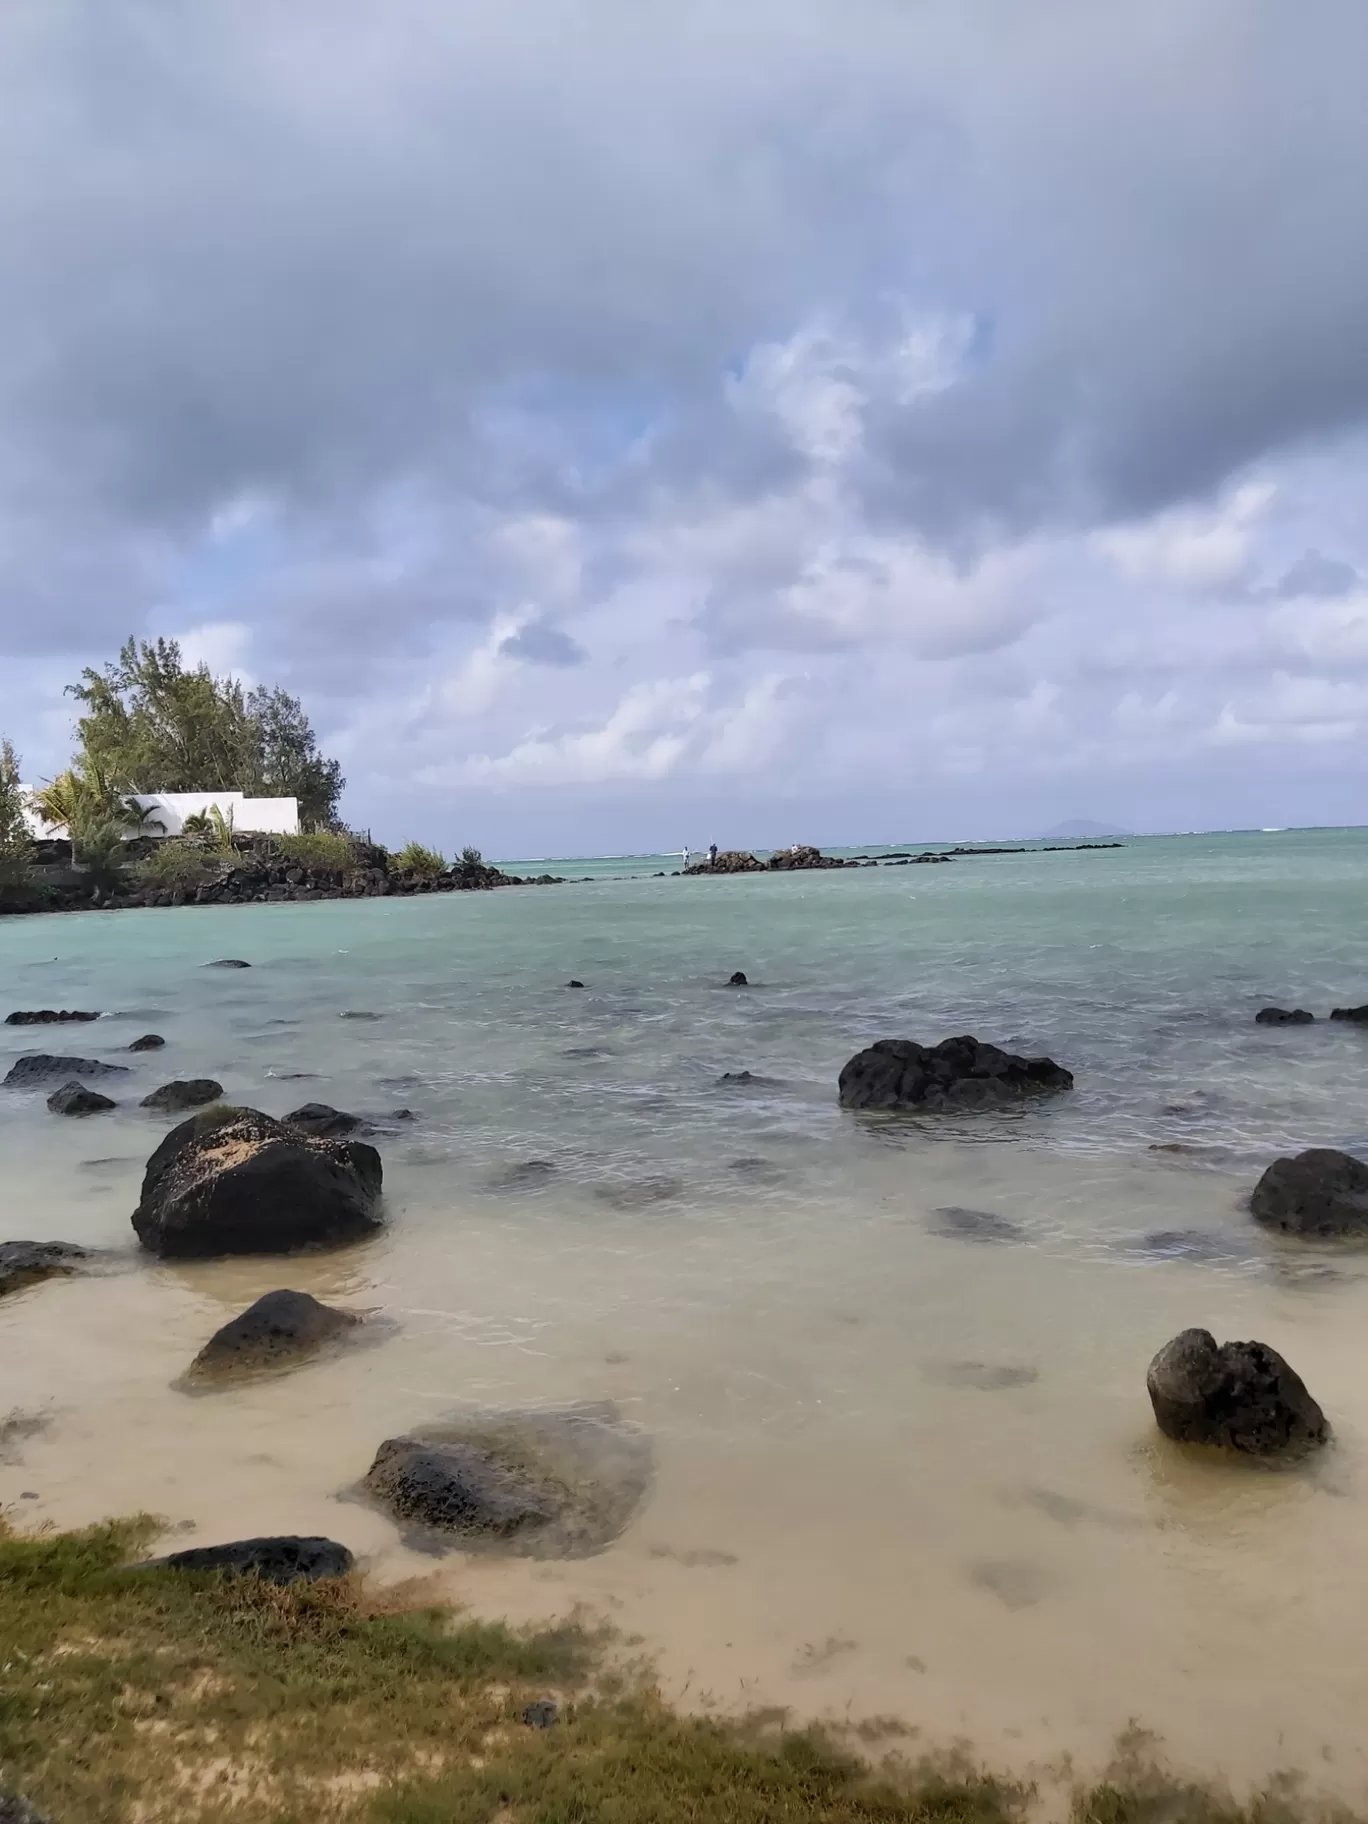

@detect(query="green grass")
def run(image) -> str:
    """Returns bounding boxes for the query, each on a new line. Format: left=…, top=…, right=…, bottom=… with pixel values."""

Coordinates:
left=393, top=842, right=447, bottom=878
left=0, top=1519, right=1352, bottom=1824
left=272, top=831, right=360, bottom=873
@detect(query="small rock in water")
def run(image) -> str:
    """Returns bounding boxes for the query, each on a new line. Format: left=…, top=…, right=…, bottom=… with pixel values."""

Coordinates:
left=1250, top=1148, right=1368, bottom=1237
left=728, top=971, right=749, bottom=986
left=47, top=1081, right=116, bottom=1116
left=726, top=1156, right=783, bottom=1183
left=489, top=1159, right=558, bottom=1189
left=128, top=1033, right=166, bottom=1051
left=1134, top=1229, right=1244, bottom=1263
left=5, top=1009, right=101, bottom=1025
left=928, top=1206, right=1027, bottom=1245
left=931, top=1361, right=1039, bottom=1390
left=146, top=1535, right=353, bottom=1584
left=970, top=1559, right=1049, bottom=1609
left=1330, top=1004, right=1368, bottom=1023
left=140, top=1079, right=224, bottom=1113
left=4, top=1054, right=130, bottom=1087
left=206, top=958, right=252, bottom=968
left=340, top=1010, right=382, bottom=1020
left=839, top=1035, right=1072, bottom=1112
left=565, top=979, right=585, bottom=989
left=594, top=1175, right=685, bottom=1210
left=523, top=1700, right=559, bottom=1729
left=1146, top=1328, right=1327, bottom=1456
left=361, top=1401, right=652, bottom=1558
left=286, top=1102, right=363, bottom=1138
left=0, top=1240, right=87, bottom=1299
left=1255, top=1006, right=1316, bottom=1025
left=186, top=1288, right=364, bottom=1384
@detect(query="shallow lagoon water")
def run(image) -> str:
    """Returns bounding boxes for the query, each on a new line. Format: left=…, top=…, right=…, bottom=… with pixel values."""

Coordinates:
left=4, top=829, right=1368, bottom=1795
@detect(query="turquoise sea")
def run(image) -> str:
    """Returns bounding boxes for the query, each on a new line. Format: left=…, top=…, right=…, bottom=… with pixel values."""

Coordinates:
left=3, top=827, right=1368, bottom=1792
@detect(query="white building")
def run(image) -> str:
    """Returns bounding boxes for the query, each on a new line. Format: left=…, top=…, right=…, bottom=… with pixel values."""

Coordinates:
left=21, top=789, right=299, bottom=841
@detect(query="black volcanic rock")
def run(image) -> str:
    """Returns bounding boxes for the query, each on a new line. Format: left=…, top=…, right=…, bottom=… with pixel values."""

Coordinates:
left=838, top=1035, right=1073, bottom=1111
left=1147, top=1328, right=1327, bottom=1456
left=1255, top=1007, right=1315, bottom=1026
left=0, top=1240, right=87, bottom=1298
left=186, top=1288, right=363, bottom=1383
left=147, top=1535, right=353, bottom=1584
left=5, top=1009, right=101, bottom=1025
left=140, top=1079, right=224, bottom=1113
left=4, top=1054, right=130, bottom=1087
left=132, top=1105, right=383, bottom=1259
left=47, top=1081, right=116, bottom=1116
left=1250, top=1148, right=1368, bottom=1237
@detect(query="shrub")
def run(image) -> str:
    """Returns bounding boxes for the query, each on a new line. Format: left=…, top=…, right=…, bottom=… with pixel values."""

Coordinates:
left=394, top=841, right=447, bottom=878
left=273, top=831, right=359, bottom=873
left=72, top=820, right=131, bottom=897
left=137, top=844, right=213, bottom=890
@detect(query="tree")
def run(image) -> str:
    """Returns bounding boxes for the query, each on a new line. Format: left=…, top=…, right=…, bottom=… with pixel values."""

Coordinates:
left=65, top=639, right=346, bottom=830
left=0, top=739, right=44, bottom=910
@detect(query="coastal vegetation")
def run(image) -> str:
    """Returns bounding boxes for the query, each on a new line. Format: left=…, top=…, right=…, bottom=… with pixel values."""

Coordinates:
left=393, top=840, right=447, bottom=878
left=0, top=1513, right=1299, bottom=1824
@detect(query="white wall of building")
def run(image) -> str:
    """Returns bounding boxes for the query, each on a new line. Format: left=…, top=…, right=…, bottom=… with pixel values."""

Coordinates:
left=19, top=788, right=299, bottom=840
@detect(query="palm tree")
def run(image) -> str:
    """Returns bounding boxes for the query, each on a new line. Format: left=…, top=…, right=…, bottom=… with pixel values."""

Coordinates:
left=120, top=796, right=166, bottom=836
left=72, top=821, right=130, bottom=901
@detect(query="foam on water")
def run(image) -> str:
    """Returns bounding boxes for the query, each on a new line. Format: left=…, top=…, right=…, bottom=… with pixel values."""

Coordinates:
left=4, top=828, right=1368, bottom=1793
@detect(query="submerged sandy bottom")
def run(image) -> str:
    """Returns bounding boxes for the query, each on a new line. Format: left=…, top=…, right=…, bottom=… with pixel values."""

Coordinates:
left=5, top=1128, right=1368, bottom=1802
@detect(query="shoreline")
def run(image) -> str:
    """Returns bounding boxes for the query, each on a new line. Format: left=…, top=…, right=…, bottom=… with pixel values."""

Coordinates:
left=0, top=837, right=1126, bottom=917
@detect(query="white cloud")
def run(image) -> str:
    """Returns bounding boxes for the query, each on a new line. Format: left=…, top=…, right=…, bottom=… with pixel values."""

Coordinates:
left=1094, top=480, right=1276, bottom=592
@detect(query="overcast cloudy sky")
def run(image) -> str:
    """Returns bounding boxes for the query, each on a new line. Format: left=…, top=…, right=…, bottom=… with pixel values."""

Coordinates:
left=2, top=2, right=1367, bottom=854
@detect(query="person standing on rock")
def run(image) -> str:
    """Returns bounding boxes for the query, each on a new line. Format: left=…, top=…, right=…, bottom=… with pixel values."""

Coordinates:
left=708, top=842, right=718, bottom=867
left=681, top=846, right=691, bottom=870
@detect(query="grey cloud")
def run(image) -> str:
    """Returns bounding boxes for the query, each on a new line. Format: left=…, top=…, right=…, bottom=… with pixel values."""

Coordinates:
left=499, top=621, right=588, bottom=668
left=1277, top=550, right=1362, bottom=600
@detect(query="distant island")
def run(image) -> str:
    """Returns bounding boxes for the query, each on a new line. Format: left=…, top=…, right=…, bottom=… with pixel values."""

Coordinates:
left=1040, top=818, right=1132, bottom=839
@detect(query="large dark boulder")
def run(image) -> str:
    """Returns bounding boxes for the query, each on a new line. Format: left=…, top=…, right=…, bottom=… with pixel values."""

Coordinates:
left=1146, top=1328, right=1327, bottom=1456
left=363, top=1401, right=651, bottom=1557
left=146, top=1536, right=353, bottom=1584
left=186, top=1288, right=362, bottom=1383
left=838, top=1035, right=1073, bottom=1111
left=47, top=1081, right=116, bottom=1116
left=1330, top=1004, right=1368, bottom=1023
left=0, top=1240, right=86, bottom=1298
left=5, top=1009, right=101, bottom=1025
left=131, top=1105, right=383, bottom=1259
left=4, top=1054, right=130, bottom=1087
left=1250, top=1148, right=1368, bottom=1237
left=140, top=1079, right=224, bottom=1113
left=1255, top=1007, right=1315, bottom=1026
left=128, top=1033, right=166, bottom=1051
left=206, top=959, right=252, bottom=968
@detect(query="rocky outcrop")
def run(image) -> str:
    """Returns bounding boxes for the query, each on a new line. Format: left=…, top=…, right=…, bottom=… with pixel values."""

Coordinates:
left=766, top=843, right=846, bottom=871
left=1330, top=1004, right=1368, bottom=1023
left=132, top=1105, right=383, bottom=1259
left=1255, top=1007, right=1315, bottom=1025
left=206, top=958, right=251, bottom=967
left=1146, top=1328, right=1327, bottom=1456
left=838, top=1035, right=1073, bottom=1111
left=47, top=1081, right=116, bottom=1115
left=686, top=850, right=765, bottom=874
left=129, top=1034, right=165, bottom=1051
left=1250, top=1148, right=1368, bottom=1237
left=0, top=1240, right=86, bottom=1298
left=186, top=1288, right=363, bottom=1384
left=5, top=1009, right=101, bottom=1025
left=4, top=1054, right=130, bottom=1087
left=140, top=1079, right=224, bottom=1113
left=363, top=1402, right=651, bottom=1557
left=728, top=971, right=749, bottom=986
left=145, top=1535, right=354, bottom=1584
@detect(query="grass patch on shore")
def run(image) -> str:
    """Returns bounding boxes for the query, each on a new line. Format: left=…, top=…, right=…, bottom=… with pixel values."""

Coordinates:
left=0, top=1518, right=1350, bottom=1824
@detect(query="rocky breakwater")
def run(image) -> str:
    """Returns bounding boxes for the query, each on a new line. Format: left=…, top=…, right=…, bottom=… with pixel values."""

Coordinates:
left=686, top=843, right=850, bottom=875
left=132, top=852, right=557, bottom=910
left=838, top=1034, right=1074, bottom=1111
left=131, top=1105, right=383, bottom=1258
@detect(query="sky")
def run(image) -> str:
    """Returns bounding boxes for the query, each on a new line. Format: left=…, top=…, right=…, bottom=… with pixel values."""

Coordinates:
left=2, top=2, right=1368, bottom=855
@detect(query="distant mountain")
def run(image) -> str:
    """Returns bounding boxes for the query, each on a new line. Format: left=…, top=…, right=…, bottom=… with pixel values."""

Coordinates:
left=1041, top=818, right=1131, bottom=839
